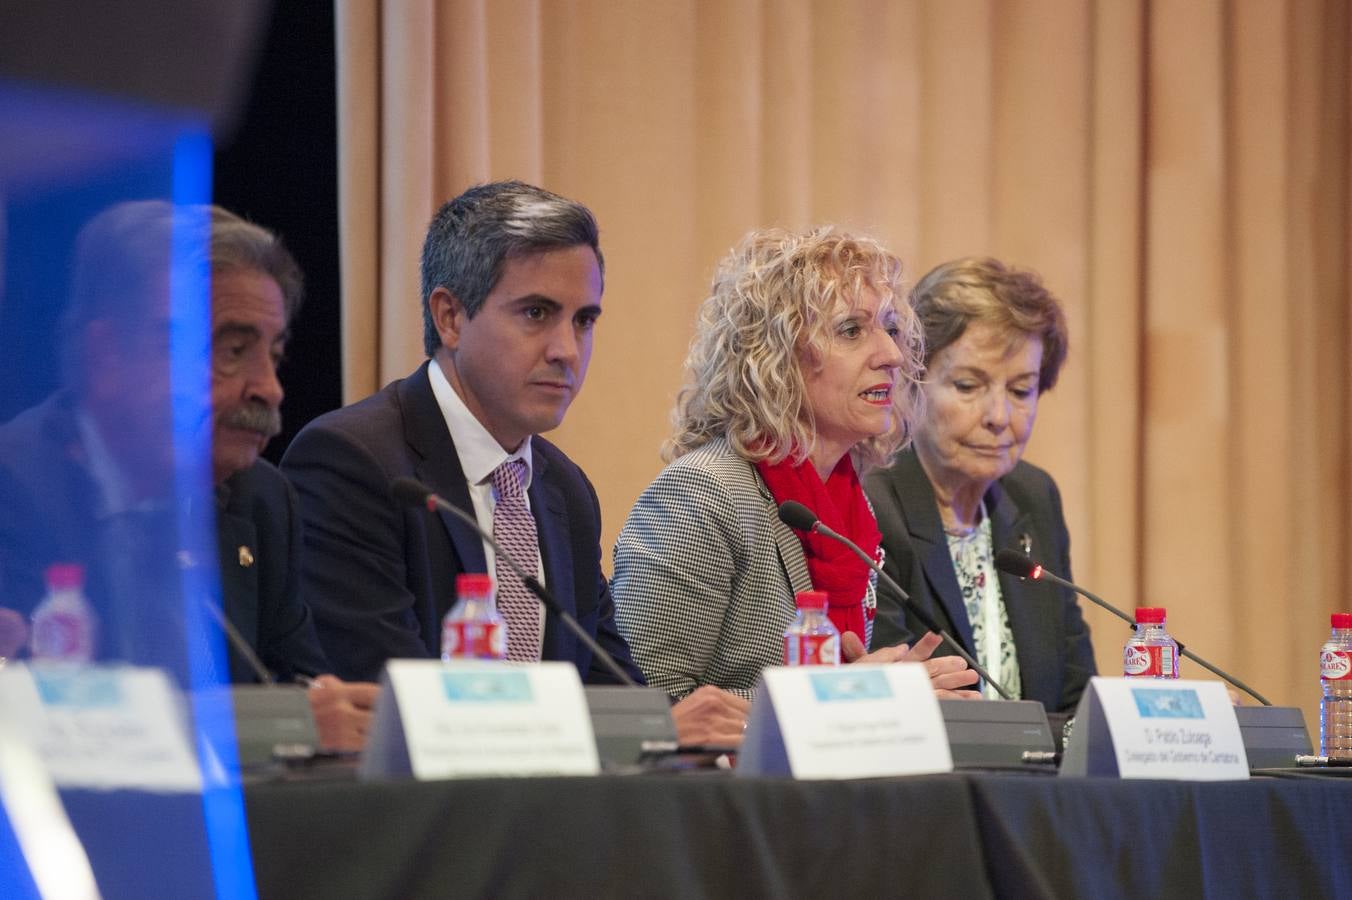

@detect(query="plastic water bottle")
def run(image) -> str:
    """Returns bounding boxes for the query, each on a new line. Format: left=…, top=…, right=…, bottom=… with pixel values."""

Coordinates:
left=783, top=590, right=840, bottom=666
left=29, top=563, right=97, bottom=662
left=1123, top=606, right=1178, bottom=679
left=441, top=573, right=507, bottom=661
left=1319, top=612, right=1352, bottom=760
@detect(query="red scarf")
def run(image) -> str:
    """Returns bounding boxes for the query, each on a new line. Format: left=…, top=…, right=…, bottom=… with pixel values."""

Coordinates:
left=756, top=454, right=880, bottom=644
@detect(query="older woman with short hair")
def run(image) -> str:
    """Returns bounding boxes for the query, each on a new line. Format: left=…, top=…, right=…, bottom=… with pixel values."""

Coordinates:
left=612, top=227, right=979, bottom=701
left=863, top=257, right=1095, bottom=714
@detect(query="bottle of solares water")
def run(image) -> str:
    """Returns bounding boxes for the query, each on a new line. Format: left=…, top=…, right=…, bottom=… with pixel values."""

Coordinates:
left=783, top=590, right=840, bottom=667
left=1123, top=606, right=1179, bottom=679
left=1319, top=612, right=1352, bottom=760
left=30, top=563, right=97, bottom=663
left=441, top=573, right=507, bottom=661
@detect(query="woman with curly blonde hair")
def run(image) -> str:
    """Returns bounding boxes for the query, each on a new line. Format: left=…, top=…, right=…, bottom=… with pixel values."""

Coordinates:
left=612, top=227, right=979, bottom=702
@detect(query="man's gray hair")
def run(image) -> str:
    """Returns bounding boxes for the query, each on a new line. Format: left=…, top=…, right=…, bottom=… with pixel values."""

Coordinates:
left=419, top=180, right=603, bottom=356
left=61, top=200, right=179, bottom=388
left=60, top=201, right=303, bottom=388
left=209, top=206, right=304, bottom=323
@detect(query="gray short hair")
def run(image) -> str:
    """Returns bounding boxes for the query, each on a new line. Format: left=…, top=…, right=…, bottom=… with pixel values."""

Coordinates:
left=419, top=180, right=604, bottom=357
left=208, top=206, right=304, bottom=324
left=61, top=202, right=303, bottom=388
left=61, top=200, right=180, bottom=388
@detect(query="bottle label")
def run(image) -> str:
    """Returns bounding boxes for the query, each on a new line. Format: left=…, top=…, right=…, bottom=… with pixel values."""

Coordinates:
left=31, top=611, right=94, bottom=662
left=442, top=620, right=507, bottom=661
left=1124, top=643, right=1175, bottom=678
left=784, top=634, right=839, bottom=667
left=1321, top=649, right=1352, bottom=681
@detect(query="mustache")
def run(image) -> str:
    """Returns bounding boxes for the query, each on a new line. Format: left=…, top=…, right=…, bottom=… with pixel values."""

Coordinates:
left=219, top=401, right=282, bottom=439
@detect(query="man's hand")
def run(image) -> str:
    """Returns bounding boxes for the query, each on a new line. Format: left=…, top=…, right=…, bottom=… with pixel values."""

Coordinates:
left=671, top=685, right=750, bottom=747
left=0, top=608, right=28, bottom=660
left=306, top=674, right=380, bottom=751
left=842, top=630, right=981, bottom=699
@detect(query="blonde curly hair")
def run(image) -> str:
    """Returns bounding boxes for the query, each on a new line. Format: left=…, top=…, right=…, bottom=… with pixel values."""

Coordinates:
left=665, top=226, right=924, bottom=470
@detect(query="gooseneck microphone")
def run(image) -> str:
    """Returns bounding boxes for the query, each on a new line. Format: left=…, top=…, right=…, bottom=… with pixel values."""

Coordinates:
left=993, top=549, right=1272, bottom=706
left=777, top=500, right=1012, bottom=701
left=992, top=550, right=1134, bottom=629
left=202, top=597, right=277, bottom=685
left=390, top=476, right=638, bottom=688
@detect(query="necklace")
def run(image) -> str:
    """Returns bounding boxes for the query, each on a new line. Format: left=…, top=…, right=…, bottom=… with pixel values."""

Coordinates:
left=942, top=499, right=986, bottom=539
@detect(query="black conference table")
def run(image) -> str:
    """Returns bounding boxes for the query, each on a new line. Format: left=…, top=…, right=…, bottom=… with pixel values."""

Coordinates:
left=239, top=767, right=1352, bottom=899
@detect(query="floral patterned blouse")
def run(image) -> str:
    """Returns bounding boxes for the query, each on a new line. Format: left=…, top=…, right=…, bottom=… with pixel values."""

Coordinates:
left=945, top=509, right=1022, bottom=700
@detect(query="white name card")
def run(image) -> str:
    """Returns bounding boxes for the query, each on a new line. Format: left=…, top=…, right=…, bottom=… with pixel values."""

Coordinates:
left=738, top=663, right=952, bottom=779
left=1061, top=677, right=1248, bottom=780
left=359, top=659, right=599, bottom=780
left=0, top=663, right=202, bottom=792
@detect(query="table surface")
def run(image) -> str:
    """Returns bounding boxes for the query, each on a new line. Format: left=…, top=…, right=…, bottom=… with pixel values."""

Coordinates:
left=237, top=767, right=1352, bottom=900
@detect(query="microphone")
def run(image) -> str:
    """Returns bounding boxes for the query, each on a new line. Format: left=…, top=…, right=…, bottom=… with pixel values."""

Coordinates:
left=390, top=477, right=435, bottom=509
left=202, top=595, right=277, bottom=686
left=993, top=549, right=1272, bottom=706
left=776, top=500, right=1012, bottom=700
left=776, top=500, right=823, bottom=534
left=390, top=476, right=638, bottom=688
left=993, top=550, right=1135, bottom=630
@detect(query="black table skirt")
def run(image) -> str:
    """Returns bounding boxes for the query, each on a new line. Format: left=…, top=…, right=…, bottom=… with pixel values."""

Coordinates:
left=55, top=771, right=1352, bottom=899
left=240, top=771, right=1352, bottom=900
left=246, top=772, right=988, bottom=899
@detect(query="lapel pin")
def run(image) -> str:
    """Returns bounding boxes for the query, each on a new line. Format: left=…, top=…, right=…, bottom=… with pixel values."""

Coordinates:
left=1018, top=533, right=1032, bottom=556
left=238, top=545, right=255, bottom=568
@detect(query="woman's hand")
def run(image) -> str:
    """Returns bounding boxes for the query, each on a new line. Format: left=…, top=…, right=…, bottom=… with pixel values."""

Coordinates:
left=841, top=630, right=982, bottom=699
left=671, top=685, right=750, bottom=747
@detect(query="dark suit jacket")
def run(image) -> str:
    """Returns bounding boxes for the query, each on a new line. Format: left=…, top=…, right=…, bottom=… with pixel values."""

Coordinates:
left=863, top=450, right=1096, bottom=713
left=215, top=458, right=330, bottom=682
left=279, top=361, right=642, bottom=685
left=0, top=393, right=327, bottom=683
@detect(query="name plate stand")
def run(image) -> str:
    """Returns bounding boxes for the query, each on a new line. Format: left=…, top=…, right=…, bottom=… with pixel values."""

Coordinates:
left=1061, top=676, right=1248, bottom=780
left=360, top=659, right=600, bottom=780
left=0, top=663, right=202, bottom=792
left=738, top=663, right=952, bottom=779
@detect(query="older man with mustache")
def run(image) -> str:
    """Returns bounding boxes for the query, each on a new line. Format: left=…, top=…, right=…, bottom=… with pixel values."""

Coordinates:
left=0, top=202, right=376, bottom=750
left=204, top=206, right=378, bottom=748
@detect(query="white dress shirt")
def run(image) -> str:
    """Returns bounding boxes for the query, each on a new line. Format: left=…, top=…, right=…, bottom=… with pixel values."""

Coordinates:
left=428, top=358, right=546, bottom=651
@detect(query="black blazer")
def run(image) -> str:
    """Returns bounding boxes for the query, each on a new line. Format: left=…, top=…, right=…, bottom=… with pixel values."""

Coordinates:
left=215, top=459, right=330, bottom=682
left=863, top=449, right=1096, bottom=713
left=0, top=393, right=327, bottom=682
left=280, top=362, right=642, bottom=685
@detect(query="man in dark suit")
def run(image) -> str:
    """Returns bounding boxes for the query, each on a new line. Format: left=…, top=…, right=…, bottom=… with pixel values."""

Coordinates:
left=205, top=206, right=380, bottom=748
left=0, top=202, right=375, bottom=749
left=283, top=181, right=747, bottom=744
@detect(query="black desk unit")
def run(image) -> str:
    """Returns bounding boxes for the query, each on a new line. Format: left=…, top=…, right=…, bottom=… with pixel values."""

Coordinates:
left=243, top=772, right=1352, bottom=899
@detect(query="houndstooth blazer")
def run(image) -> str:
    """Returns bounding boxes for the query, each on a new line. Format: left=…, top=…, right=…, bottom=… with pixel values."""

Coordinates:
left=612, top=438, right=876, bottom=701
